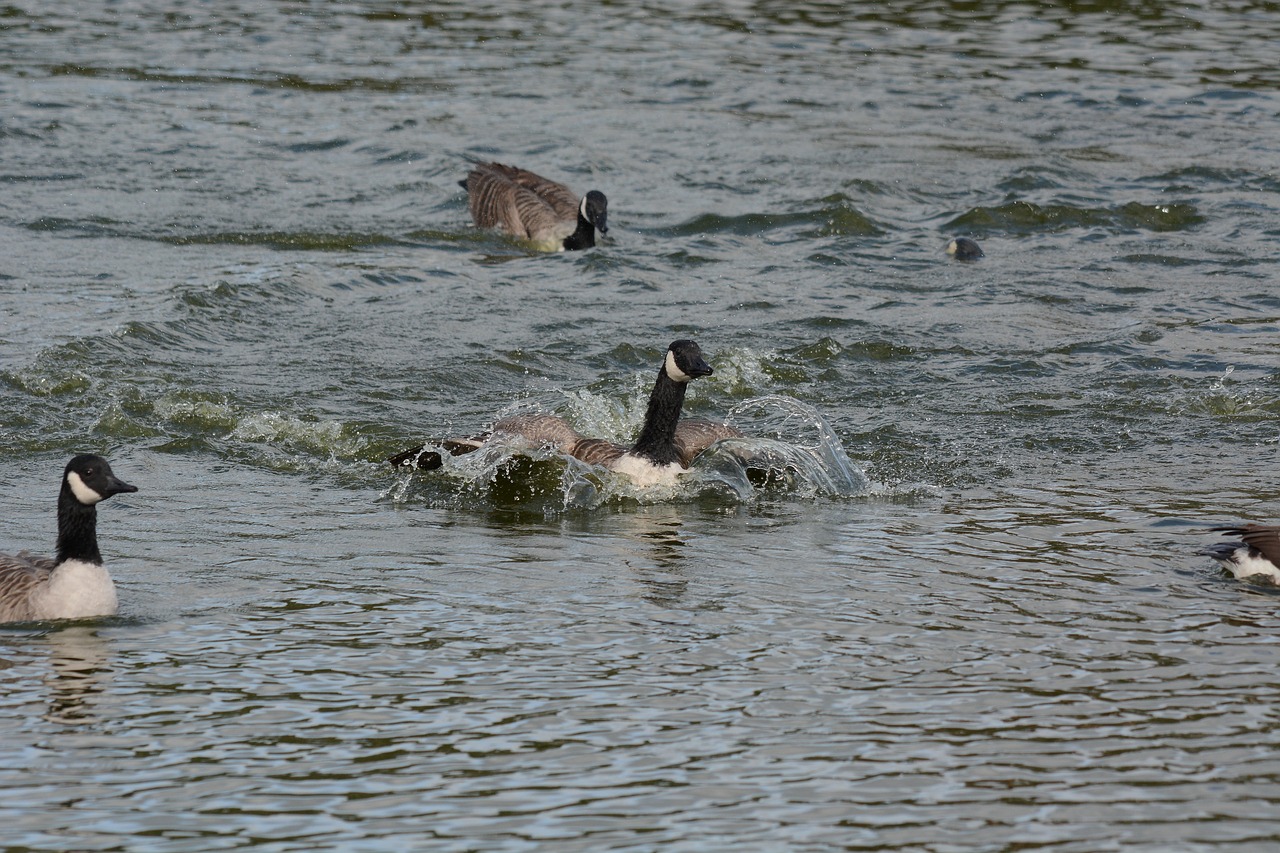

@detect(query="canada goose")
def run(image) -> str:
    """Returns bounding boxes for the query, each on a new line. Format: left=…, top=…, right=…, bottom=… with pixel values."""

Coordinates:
left=946, top=237, right=984, bottom=260
left=1204, top=524, right=1280, bottom=582
left=460, top=161, right=608, bottom=251
left=390, top=340, right=741, bottom=486
left=0, top=455, right=138, bottom=623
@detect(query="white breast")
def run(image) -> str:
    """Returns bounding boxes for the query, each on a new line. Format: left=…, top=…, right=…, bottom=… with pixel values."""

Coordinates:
left=31, top=560, right=118, bottom=620
left=1222, top=549, right=1280, bottom=583
left=609, top=454, right=687, bottom=487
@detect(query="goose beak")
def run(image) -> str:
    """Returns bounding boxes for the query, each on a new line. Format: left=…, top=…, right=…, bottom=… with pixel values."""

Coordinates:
left=687, top=355, right=713, bottom=378
left=106, top=476, right=138, bottom=497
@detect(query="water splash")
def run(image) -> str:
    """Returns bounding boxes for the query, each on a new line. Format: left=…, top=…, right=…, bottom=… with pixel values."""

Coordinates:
left=150, top=394, right=370, bottom=467
left=387, top=396, right=869, bottom=513
left=697, top=396, right=871, bottom=500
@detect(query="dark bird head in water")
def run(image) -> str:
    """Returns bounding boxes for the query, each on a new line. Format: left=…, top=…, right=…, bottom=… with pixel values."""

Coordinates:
left=664, top=340, right=713, bottom=383
left=582, top=190, right=608, bottom=235
left=946, top=236, right=984, bottom=260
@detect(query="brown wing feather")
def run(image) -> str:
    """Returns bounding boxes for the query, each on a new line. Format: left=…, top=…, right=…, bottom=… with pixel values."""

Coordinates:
left=464, top=164, right=539, bottom=235
left=464, top=163, right=576, bottom=242
left=388, top=413, right=584, bottom=471
left=673, top=419, right=743, bottom=466
left=483, top=163, right=579, bottom=219
left=566, top=437, right=627, bottom=468
left=0, top=553, right=56, bottom=623
left=484, top=413, right=629, bottom=468
left=492, top=413, right=584, bottom=450
left=1231, top=524, right=1280, bottom=567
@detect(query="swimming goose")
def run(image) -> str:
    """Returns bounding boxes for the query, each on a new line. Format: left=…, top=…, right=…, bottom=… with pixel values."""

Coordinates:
left=0, top=455, right=138, bottom=623
left=390, top=340, right=741, bottom=486
left=1204, top=524, right=1280, bottom=582
left=946, top=237, right=984, bottom=260
left=460, top=161, right=608, bottom=251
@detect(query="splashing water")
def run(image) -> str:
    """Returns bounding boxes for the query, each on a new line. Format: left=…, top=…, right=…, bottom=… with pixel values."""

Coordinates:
left=386, top=396, right=868, bottom=512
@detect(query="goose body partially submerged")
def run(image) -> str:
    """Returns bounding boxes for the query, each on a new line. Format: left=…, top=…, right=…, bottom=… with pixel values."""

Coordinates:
left=391, top=340, right=740, bottom=486
left=460, top=161, right=608, bottom=252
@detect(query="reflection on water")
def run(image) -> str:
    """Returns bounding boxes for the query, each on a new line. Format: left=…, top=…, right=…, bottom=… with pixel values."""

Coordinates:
left=41, top=627, right=114, bottom=726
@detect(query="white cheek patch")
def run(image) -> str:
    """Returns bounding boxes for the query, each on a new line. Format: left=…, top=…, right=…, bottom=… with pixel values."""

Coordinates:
left=66, top=471, right=105, bottom=505
left=579, top=195, right=589, bottom=220
left=665, top=350, right=693, bottom=383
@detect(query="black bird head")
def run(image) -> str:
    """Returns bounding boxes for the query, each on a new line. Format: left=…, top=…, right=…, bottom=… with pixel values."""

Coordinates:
left=582, top=190, right=609, bottom=235
left=62, top=454, right=138, bottom=506
left=664, top=340, right=713, bottom=383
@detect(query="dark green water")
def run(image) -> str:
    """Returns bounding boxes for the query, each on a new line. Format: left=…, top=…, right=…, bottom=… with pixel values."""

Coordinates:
left=3, top=2, right=1280, bottom=850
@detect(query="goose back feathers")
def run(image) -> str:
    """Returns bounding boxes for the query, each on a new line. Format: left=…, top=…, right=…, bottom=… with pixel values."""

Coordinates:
left=460, top=162, right=608, bottom=251
left=0, top=454, right=137, bottom=623
left=390, top=341, right=741, bottom=484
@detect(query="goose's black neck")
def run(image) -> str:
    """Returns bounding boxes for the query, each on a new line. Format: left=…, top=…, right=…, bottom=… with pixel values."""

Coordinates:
left=629, top=368, right=688, bottom=466
left=55, top=484, right=103, bottom=565
left=561, top=210, right=596, bottom=251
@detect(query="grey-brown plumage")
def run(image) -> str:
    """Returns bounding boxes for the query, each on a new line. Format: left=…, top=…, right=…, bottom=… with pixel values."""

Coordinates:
left=460, top=162, right=608, bottom=251
left=0, top=550, right=59, bottom=621
left=389, top=341, right=741, bottom=483
left=483, top=413, right=741, bottom=470
left=0, top=454, right=138, bottom=623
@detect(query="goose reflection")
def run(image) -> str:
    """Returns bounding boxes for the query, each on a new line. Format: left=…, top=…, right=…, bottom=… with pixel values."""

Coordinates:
left=41, top=626, right=114, bottom=726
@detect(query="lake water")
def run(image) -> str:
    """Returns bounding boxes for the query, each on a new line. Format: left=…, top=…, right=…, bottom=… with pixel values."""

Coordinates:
left=3, top=2, right=1280, bottom=850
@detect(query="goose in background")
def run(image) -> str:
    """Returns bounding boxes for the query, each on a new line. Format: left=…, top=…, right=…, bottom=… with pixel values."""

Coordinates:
left=390, top=340, right=741, bottom=486
left=1204, top=524, right=1280, bottom=583
left=946, top=236, right=984, bottom=260
left=0, top=454, right=138, bottom=623
left=460, top=161, right=608, bottom=251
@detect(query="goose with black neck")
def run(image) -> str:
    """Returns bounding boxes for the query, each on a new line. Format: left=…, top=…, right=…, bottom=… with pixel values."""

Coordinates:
left=390, top=340, right=741, bottom=487
left=0, top=454, right=138, bottom=623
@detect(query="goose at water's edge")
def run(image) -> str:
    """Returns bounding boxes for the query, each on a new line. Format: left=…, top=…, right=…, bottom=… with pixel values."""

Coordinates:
left=460, top=161, right=608, bottom=252
left=1204, top=524, right=1280, bottom=583
left=389, top=340, right=741, bottom=486
left=0, top=454, right=138, bottom=624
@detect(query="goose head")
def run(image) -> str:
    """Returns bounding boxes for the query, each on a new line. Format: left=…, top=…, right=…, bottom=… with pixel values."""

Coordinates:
left=581, top=191, right=609, bottom=235
left=664, top=340, right=714, bottom=383
left=946, top=236, right=984, bottom=260
left=63, top=454, right=139, bottom=507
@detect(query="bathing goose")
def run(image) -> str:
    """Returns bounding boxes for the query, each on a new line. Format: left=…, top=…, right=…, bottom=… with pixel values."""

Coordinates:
left=0, top=455, right=138, bottom=623
left=460, top=162, right=608, bottom=251
left=1204, top=524, right=1280, bottom=582
left=390, top=340, right=741, bottom=486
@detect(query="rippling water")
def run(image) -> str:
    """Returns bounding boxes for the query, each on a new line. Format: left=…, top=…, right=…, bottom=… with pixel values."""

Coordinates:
left=4, top=2, right=1280, bottom=850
